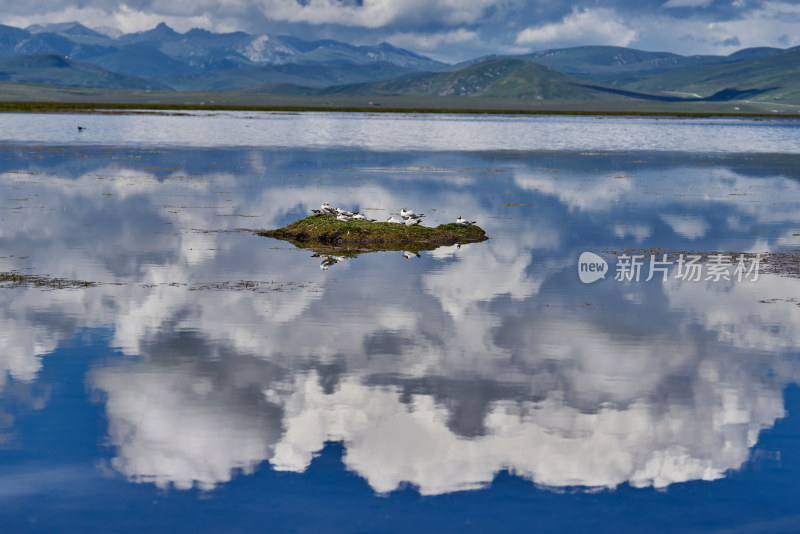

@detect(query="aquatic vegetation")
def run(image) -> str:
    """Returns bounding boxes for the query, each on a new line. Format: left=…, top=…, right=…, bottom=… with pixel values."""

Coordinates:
left=0, top=272, right=96, bottom=289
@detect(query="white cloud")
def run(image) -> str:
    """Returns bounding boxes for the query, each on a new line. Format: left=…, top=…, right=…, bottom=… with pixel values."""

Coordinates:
left=663, top=0, right=714, bottom=8
left=628, top=2, right=800, bottom=54
left=0, top=0, right=797, bottom=60
left=516, top=7, right=637, bottom=47
left=3, top=5, right=215, bottom=34
left=91, top=363, right=281, bottom=490
left=664, top=273, right=800, bottom=353
left=660, top=214, right=710, bottom=239
left=268, top=346, right=787, bottom=494
left=257, top=0, right=502, bottom=29
left=614, top=223, right=652, bottom=243
left=514, top=171, right=634, bottom=211
left=387, top=28, right=479, bottom=51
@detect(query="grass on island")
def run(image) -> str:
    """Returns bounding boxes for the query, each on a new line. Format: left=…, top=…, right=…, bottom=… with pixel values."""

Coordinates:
left=253, top=213, right=488, bottom=254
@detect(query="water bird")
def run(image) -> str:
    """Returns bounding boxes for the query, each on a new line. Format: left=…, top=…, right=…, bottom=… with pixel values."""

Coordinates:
left=336, top=207, right=354, bottom=217
left=321, top=202, right=337, bottom=214
left=351, top=212, right=374, bottom=221
left=456, top=216, right=476, bottom=225
left=401, top=208, right=423, bottom=219
left=77, top=126, right=85, bottom=132
left=314, top=253, right=347, bottom=270
left=404, top=217, right=421, bottom=226
left=320, top=257, right=338, bottom=270
left=404, top=251, right=420, bottom=259
left=387, top=216, right=404, bottom=224
left=336, top=214, right=352, bottom=222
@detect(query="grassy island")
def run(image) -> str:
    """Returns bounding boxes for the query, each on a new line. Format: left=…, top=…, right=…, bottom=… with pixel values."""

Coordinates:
left=254, top=213, right=488, bottom=253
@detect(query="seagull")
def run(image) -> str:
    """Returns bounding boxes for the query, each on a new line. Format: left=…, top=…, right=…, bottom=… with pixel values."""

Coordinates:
left=317, top=254, right=347, bottom=270
left=456, top=216, right=476, bottom=225
left=321, top=202, right=337, bottom=214
left=401, top=208, right=423, bottom=219
left=351, top=212, right=374, bottom=221
left=336, top=214, right=352, bottom=222
left=404, top=217, right=421, bottom=226
left=311, top=209, right=324, bottom=215
left=387, top=216, right=404, bottom=224
left=320, top=257, right=338, bottom=270
left=404, top=251, right=420, bottom=259
left=336, top=207, right=354, bottom=217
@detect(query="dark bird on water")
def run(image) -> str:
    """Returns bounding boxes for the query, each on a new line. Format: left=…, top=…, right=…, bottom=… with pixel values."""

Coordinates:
left=77, top=126, right=85, bottom=132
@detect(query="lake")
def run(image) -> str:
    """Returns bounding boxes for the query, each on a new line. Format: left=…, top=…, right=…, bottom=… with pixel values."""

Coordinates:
left=1, top=111, right=800, bottom=532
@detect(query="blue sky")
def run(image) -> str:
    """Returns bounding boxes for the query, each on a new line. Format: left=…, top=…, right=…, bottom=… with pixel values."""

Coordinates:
left=2, top=0, right=799, bottom=62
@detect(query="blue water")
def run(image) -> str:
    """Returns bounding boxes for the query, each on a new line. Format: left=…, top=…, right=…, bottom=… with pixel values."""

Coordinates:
left=1, top=112, right=800, bottom=532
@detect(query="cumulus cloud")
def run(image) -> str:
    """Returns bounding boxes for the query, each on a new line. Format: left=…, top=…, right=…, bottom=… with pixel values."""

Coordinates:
left=621, top=2, right=800, bottom=54
left=250, top=0, right=505, bottom=29
left=269, top=361, right=787, bottom=494
left=0, top=0, right=796, bottom=60
left=91, top=360, right=283, bottom=490
left=3, top=5, right=217, bottom=34
left=516, top=7, right=638, bottom=48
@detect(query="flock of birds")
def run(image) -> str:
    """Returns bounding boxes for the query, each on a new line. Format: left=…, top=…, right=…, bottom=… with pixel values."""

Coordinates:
left=314, top=249, right=421, bottom=270
left=312, top=202, right=476, bottom=226
left=310, top=202, right=475, bottom=270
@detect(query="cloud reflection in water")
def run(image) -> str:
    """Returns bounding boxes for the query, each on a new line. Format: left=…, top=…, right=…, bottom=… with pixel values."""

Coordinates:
left=1, top=144, right=799, bottom=495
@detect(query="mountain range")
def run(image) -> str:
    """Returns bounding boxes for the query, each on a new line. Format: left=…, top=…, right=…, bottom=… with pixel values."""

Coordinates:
left=0, top=21, right=798, bottom=106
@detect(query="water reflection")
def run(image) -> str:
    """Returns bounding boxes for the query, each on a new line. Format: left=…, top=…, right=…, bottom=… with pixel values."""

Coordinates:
left=81, top=267, right=800, bottom=494
left=313, top=253, right=350, bottom=270
left=0, top=112, right=798, bottom=153
left=2, top=141, right=800, bottom=496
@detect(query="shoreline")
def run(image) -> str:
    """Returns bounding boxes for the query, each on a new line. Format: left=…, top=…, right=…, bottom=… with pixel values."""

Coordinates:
left=0, top=100, right=798, bottom=119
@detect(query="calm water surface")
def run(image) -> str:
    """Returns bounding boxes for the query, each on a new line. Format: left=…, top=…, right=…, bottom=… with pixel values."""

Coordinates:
left=1, top=111, right=800, bottom=532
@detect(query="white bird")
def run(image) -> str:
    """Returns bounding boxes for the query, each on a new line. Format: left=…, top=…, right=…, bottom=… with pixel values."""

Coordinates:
left=387, top=216, right=404, bottom=224
left=336, top=214, right=352, bottom=222
left=336, top=207, right=354, bottom=217
left=321, top=258, right=338, bottom=270
left=318, top=254, right=347, bottom=270
left=321, top=202, right=337, bottom=214
left=404, top=251, right=420, bottom=259
left=456, top=216, right=476, bottom=225
left=401, top=208, right=423, bottom=219
left=404, top=217, right=421, bottom=226
left=351, top=212, right=374, bottom=221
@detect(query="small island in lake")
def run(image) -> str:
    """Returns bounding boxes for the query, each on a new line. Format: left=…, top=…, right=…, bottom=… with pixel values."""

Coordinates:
left=255, top=212, right=488, bottom=254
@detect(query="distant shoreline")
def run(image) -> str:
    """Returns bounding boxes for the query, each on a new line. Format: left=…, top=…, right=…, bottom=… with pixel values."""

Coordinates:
left=0, top=100, right=798, bottom=119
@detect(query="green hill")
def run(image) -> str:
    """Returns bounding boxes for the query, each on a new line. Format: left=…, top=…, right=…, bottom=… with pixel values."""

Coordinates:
left=322, top=58, right=630, bottom=100
left=624, top=49, right=800, bottom=104
left=156, top=61, right=418, bottom=91
left=521, top=46, right=682, bottom=79
left=453, top=46, right=790, bottom=86
left=0, top=53, right=170, bottom=90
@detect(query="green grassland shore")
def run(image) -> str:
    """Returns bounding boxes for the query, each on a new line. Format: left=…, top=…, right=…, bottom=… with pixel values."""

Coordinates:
left=0, top=83, right=798, bottom=117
